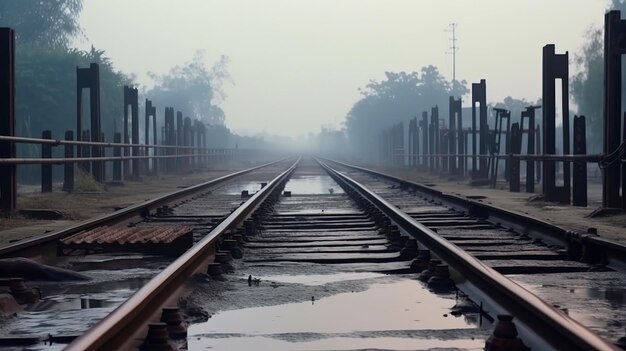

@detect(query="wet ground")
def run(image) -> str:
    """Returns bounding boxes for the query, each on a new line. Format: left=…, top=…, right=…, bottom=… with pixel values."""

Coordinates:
left=0, top=163, right=291, bottom=349
left=187, top=273, right=488, bottom=351
left=0, top=263, right=161, bottom=351
left=334, top=162, right=626, bottom=345
left=184, top=161, right=491, bottom=350
left=510, top=271, right=626, bottom=342
left=368, top=164, right=626, bottom=248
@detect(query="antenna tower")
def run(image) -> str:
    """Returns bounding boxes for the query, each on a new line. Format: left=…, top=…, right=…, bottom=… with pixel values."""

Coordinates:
left=446, top=23, right=459, bottom=84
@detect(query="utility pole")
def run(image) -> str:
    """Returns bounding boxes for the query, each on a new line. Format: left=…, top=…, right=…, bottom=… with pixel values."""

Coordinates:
left=446, top=23, right=459, bottom=84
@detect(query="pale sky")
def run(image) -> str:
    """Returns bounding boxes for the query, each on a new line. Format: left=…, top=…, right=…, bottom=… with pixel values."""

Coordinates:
left=76, top=0, right=609, bottom=137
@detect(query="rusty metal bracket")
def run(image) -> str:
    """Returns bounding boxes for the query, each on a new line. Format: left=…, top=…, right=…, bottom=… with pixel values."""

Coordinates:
left=0, top=28, right=16, bottom=214
left=573, top=115, right=588, bottom=207
left=430, top=106, right=439, bottom=171
left=145, top=99, right=157, bottom=174
left=603, top=11, right=626, bottom=209
left=420, top=111, right=428, bottom=168
left=542, top=44, right=570, bottom=204
left=77, top=63, right=103, bottom=183
left=471, top=79, right=488, bottom=179
left=123, top=85, right=139, bottom=178
left=520, top=106, right=541, bottom=193
left=449, top=96, right=463, bottom=175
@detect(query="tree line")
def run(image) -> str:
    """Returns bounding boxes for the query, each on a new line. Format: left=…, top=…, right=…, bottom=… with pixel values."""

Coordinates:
left=1, top=0, right=262, bottom=183
left=344, top=1, right=624, bottom=160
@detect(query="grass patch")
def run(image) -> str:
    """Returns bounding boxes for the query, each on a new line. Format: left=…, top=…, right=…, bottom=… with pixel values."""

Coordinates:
left=75, top=168, right=105, bottom=193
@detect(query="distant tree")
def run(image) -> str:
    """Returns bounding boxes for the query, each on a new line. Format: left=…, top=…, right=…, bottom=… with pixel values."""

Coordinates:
left=15, top=45, right=132, bottom=183
left=491, top=96, right=540, bottom=124
left=570, top=0, right=626, bottom=152
left=344, top=65, right=468, bottom=160
left=571, top=27, right=604, bottom=152
left=16, top=45, right=131, bottom=138
left=0, top=0, right=83, bottom=48
left=146, top=52, right=231, bottom=126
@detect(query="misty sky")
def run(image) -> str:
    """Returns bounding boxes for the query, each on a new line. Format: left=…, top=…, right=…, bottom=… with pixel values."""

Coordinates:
left=76, top=1, right=609, bottom=137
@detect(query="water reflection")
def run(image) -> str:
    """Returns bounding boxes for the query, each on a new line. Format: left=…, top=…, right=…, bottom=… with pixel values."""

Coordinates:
left=189, top=279, right=484, bottom=350
left=283, top=176, right=345, bottom=195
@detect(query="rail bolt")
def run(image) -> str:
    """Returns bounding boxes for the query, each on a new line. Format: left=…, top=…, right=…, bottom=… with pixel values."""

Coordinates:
left=485, top=315, right=530, bottom=351
left=379, top=218, right=392, bottom=229
left=427, top=264, right=455, bottom=291
left=232, top=234, right=245, bottom=243
left=206, top=263, right=224, bottom=277
left=392, top=235, right=408, bottom=247
left=241, top=190, right=249, bottom=198
left=160, top=307, right=187, bottom=339
left=387, top=228, right=401, bottom=240
left=220, top=239, right=243, bottom=259
left=215, top=251, right=235, bottom=273
left=410, top=250, right=431, bottom=272
left=215, top=251, right=233, bottom=263
left=244, top=219, right=256, bottom=236
left=283, top=191, right=291, bottom=197
left=9, top=278, right=39, bottom=305
left=399, top=239, right=418, bottom=259
left=141, top=323, right=174, bottom=351
left=418, top=259, right=441, bottom=282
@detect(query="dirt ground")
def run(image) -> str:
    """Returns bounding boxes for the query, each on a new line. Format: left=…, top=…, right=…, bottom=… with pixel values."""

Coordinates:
left=362, top=164, right=626, bottom=247
left=4, top=159, right=625, bottom=249
left=0, top=160, right=266, bottom=245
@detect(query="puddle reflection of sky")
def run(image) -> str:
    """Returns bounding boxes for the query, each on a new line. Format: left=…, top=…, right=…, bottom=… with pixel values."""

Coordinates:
left=284, top=176, right=345, bottom=195
left=189, top=278, right=482, bottom=350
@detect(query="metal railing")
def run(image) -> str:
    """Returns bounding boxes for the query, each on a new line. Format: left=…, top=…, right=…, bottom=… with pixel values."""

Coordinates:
left=0, top=133, right=267, bottom=213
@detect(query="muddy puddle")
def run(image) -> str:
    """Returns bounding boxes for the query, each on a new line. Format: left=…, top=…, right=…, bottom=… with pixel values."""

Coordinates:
left=258, top=272, right=385, bottom=285
left=187, top=273, right=488, bottom=350
left=0, top=269, right=157, bottom=349
left=188, top=335, right=485, bottom=350
left=283, top=175, right=345, bottom=195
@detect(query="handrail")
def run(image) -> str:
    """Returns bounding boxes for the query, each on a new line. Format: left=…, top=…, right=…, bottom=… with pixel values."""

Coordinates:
left=318, top=158, right=618, bottom=351
left=65, top=156, right=300, bottom=351
left=0, top=135, right=250, bottom=150
left=0, top=152, right=254, bottom=165
left=389, top=151, right=603, bottom=162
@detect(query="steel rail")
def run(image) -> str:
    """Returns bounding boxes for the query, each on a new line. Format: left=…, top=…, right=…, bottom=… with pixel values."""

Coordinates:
left=317, top=158, right=619, bottom=351
left=65, top=157, right=300, bottom=351
left=0, top=158, right=290, bottom=257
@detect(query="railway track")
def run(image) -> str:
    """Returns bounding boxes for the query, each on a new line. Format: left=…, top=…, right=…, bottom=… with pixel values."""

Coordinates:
left=0, top=157, right=621, bottom=350
left=323, top=158, right=626, bottom=349
left=0, top=158, right=293, bottom=349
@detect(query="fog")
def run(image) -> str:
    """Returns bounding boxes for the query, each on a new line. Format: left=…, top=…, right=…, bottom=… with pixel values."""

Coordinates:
left=75, top=0, right=606, bottom=139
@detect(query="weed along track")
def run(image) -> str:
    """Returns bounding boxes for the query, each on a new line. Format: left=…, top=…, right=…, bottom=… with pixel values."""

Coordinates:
left=0, top=157, right=619, bottom=350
